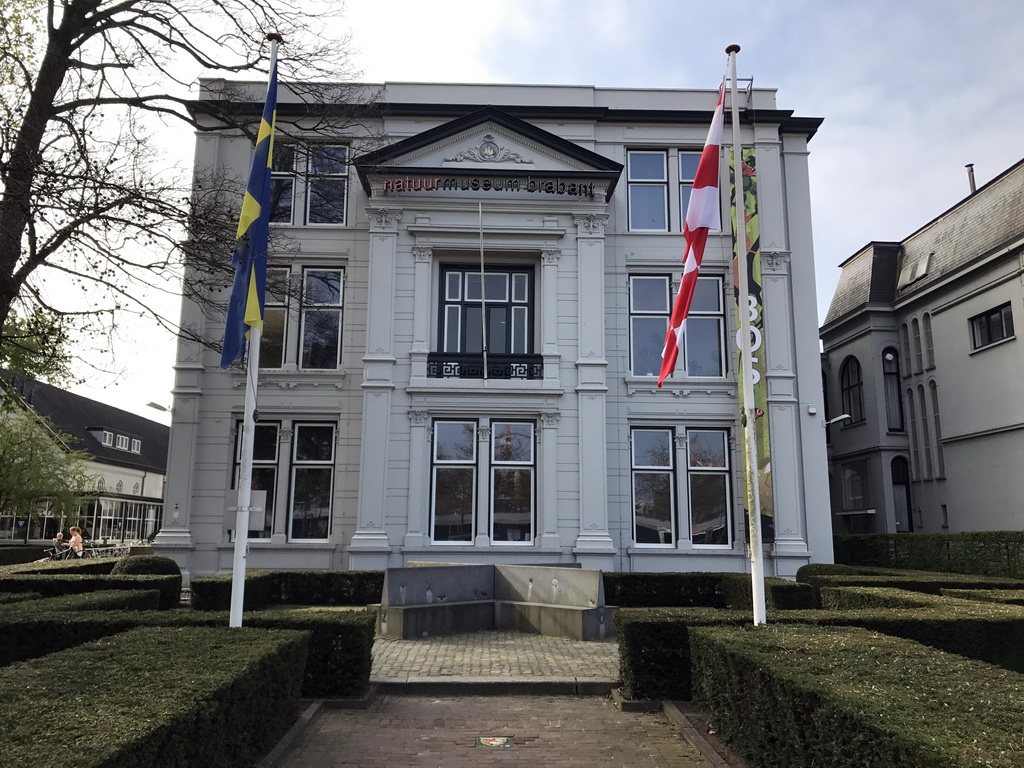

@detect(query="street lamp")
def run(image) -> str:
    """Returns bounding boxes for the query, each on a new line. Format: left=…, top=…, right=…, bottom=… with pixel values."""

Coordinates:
left=825, top=414, right=852, bottom=427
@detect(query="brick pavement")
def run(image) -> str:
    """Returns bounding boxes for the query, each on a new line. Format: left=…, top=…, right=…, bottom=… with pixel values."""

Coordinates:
left=267, top=632, right=718, bottom=767
left=276, top=695, right=710, bottom=768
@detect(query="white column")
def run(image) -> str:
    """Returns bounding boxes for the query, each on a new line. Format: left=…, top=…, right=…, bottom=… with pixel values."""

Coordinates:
left=571, top=213, right=615, bottom=566
left=404, top=410, right=430, bottom=548
left=538, top=412, right=561, bottom=548
left=410, top=245, right=432, bottom=381
left=270, top=426, right=292, bottom=544
left=541, top=248, right=561, bottom=382
left=348, top=207, right=402, bottom=570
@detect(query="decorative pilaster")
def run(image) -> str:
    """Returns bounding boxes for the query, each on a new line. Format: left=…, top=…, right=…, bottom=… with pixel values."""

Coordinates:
left=270, top=427, right=293, bottom=543
left=404, top=410, right=431, bottom=548
left=537, top=412, right=561, bottom=548
left=348, top=207, right=403, bottom=569
left=572, top=213, right=614, bottom=563
left=474, top=425, right=492, bottom=546
left=541, top=248, right=561, bottom=381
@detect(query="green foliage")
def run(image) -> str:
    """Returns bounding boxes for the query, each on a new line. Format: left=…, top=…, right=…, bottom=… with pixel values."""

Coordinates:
left=0, top=573, right=181, bottom=609
left=110, top=554, right=181, bottom=576
left=0, top=588, right=161, bottom=616
left=835, top=531, right=1024, bottom=578
left=690, top=624, right=1024, bottom=768
left=0, top=406, right=92, bottom=524
left=942, top=588, right=1024, bottom=606
left=190, top=569, right=384, bottom=611
left=0, top=545, right=47, bottom=566
left=0, top=308, right=73, bottom=385
left=1, top=626, right=309, bottom=768
left=603, top=572, right=726, bottom=608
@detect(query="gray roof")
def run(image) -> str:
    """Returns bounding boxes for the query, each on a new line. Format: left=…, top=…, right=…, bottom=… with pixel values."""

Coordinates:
left=1, top=371, right=169, bottom=473
left=824, top=158, right=1024, bottom=326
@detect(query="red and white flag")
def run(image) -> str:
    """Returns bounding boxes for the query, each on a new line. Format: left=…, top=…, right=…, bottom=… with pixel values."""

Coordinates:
left=658, top=81, right=726, bottom=388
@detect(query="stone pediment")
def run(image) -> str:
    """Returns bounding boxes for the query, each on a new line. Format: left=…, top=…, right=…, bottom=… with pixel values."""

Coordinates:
left=355, top=106, right=622, bottom=202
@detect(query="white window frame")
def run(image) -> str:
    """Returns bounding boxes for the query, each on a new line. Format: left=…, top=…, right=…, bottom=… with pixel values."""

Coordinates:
left=631, top=427, right=677, bottom=547
left=686, top=428, right=733, bottom=548
left=268, top=143, right=349, bottom=227
left=115, top=435, right=129, bottom=451
left=257, top=265, right=345, bottom=371
left=288, top=423, right=336, bottom=541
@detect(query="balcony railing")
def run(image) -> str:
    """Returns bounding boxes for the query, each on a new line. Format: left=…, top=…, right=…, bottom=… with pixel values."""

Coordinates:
left=426, top=353, right=543, bottom=380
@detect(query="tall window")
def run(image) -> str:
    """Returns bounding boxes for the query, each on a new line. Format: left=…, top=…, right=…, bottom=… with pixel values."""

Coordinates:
left=269, top=144, right=348, bottom=226
left=259, top=266, right=345, bottom=370
left=687, top=429, right=731, bottom=546
left=627, top=151, right=668, bottom=231
left=234, top=422, right=280, bottom=539
left=430, top=419, right=536, bottom=545
left=289, top=424, right=336, bottom=540
left=842, top=463, right=867, bottom=510
left=679, top=151, right=701, bottom=224
left=923, top=312, right=935, bottom=368
left=970, top=303, right=1014, bottom=350
left=911, top=318, right=923, bottom=372
left=839, top=357, right=864, bottom=423
left=629, top=276, right=670, bottom=376
left=684, top=277, right=725, bottom=377
left=900, top=323, right=911, bottom=376
left=301, top=268, right=344, bottom=369
left=440, top=267, right=532, bottom=355
left=917, top=385, right=932, bottom=479
left=906, top=388, right=919, bottom=479
left=631, top=428, right=676, bottom=545
left=490, top=422, right=535, bottom=543
left=930, top=381, right=945, bottom=477
left=883, top=349, right=904, bottom=431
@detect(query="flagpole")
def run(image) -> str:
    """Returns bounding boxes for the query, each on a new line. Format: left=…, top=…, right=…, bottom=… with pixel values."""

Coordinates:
left=228, top=33, right=280, bottom=628
left=726, top=44, right=767, bottom=626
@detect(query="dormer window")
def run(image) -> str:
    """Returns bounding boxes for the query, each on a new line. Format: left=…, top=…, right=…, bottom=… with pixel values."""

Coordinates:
left=101, top=431, right=113, bottom=447
left=898, top=251, right=931, bottom=289
left=116, top=435, right=129, bottom=451
left=130, top=439, right=141, bottom=454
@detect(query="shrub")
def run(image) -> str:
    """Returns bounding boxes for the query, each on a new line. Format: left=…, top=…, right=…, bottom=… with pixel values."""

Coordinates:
left=110, top=554, right=182, bottom=576
left=1, top=626, right=309, bottom=768
left=0, top=573, right=181, bottom=609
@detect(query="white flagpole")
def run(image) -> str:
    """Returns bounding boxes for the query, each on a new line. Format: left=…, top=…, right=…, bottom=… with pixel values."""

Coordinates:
left=228, top=35, right=279, bottom=629
left=479, top=202, right=489, bottom=384
left=726, top=44, right=767, bottom=626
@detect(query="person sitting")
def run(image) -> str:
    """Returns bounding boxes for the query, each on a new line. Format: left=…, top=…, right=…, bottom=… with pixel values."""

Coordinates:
left=56, top=527, right=85, bottom=558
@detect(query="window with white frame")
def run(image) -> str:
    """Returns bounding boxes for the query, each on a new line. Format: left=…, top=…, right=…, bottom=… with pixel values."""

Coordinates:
left=631, top=428, right=676, bottom=545
left=115, top=480, right=123, bottom=494
left=430, top=419, right=536, bottom=545
left=269, top=144, right=349, bottom=226
left=629, top=275, right=724, bottom=378
left=679, top=151, right=701, bottom=225
left=232, top=420, right=336, bottom=541
left=687, top=429, right=732, bottom=546
left=840, top=357, right=864, bottom=423
left=115, top=435, right=129, bottom=451
left=258, top=266, right=344, bottom=370
left=969, top=303, right=1014, bottom=350
left=923, top=312, right=935, bottom=368
left=130, top=438, right=141, bottom=454
left=101, top=431, right=113, bottom=447
left=627, top=151, right=668, bottom=231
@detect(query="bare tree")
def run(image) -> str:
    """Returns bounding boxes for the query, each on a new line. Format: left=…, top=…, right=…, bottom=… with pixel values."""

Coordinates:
left=0, top=0, right=379, bottom=362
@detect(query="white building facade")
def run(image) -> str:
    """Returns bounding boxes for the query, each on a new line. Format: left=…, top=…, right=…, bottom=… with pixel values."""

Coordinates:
left=156, top=81, right=832, bottom=582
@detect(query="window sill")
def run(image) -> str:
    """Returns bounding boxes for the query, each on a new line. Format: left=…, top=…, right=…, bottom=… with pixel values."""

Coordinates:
left=625, top=376, right=733, bottom=396
left=970, top=335, right=1016, bottom=355
left=230, top=370, right=346, bottom=390
left=408, top=377, right=564, bottom=396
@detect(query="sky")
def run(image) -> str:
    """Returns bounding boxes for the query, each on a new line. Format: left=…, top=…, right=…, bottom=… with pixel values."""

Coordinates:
left=70, top=0, right=1024, bottom=421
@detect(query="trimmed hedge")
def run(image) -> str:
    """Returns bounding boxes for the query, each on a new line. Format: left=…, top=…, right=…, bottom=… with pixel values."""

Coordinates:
left=110, top=554, right=182, bottom=576
left=190, top=569, right=384, bottom=610
left=942, top=588, right=1024, bottom=606
left=0, top=545, right=48, bottom=566
left=2, top=626, right=309, bottom=768
left=835, top=531, right=1024, bottom=578
left=0, top=556, right=120, bottom=575
left=0, top=573, right=181, bottom=609
left=690, top=624, right=1024, bottom=768
left=0, top=605, right=376, bottom=698
left=818, top=585, right=933, bottom=611
left=602, top=571, right=814, bottom=610
left=616, top=591, right=1024, bottom=701
left=0, top=589, right=161, bottom=615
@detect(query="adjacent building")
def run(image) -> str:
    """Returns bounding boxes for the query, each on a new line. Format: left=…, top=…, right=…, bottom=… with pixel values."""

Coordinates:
left=821, top=159, right=1024, bottom=534
left=155, top=80, right=832, bottom=582
left=0, top=372, right=168, bottom=542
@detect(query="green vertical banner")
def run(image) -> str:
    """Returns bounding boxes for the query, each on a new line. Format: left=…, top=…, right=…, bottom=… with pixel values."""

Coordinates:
left=730, top=147, right=774, bottom=541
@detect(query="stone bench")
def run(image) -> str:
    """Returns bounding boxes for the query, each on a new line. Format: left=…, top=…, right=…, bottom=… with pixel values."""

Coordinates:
left=376, top=563, right=614, bottom=641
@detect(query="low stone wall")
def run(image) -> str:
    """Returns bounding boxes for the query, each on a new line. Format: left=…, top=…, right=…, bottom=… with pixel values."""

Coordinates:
left=377, top=563, right=614, bottom=641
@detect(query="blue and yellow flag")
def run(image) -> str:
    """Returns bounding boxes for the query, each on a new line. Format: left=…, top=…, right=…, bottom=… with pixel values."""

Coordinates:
left=220, top=59, right=278, bottom=368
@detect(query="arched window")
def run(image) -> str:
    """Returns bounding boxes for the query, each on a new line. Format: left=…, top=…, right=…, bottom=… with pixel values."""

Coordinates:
left=911, top=318, right=923, bottom=372
left=906, top=389, right=919, bottom=479
left=115, top=480, right=123, bottom=494
left=132, top=483, right=140, bottom=496
left=917, top=384, right=932, bottom=478
left=930, top=381, right=944, bottom=477
left=922, top=313, right=935, bottom=368
left=96, top=477, right=106, bottom=491
left=882, top=348, right=904, bottom=431
left=840, top=357, right=864, bottom=423
left=900, top=323, right=911, bottom=375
